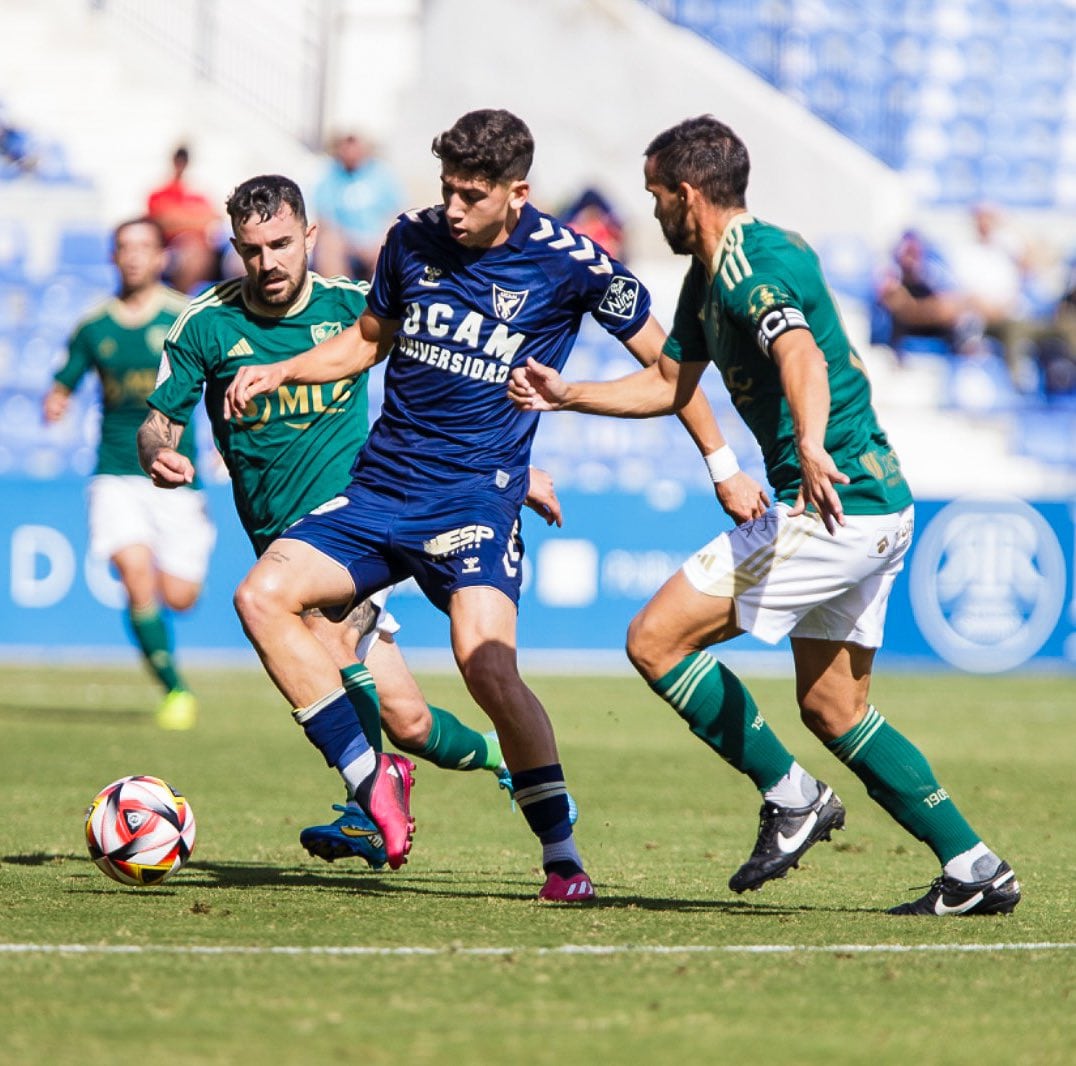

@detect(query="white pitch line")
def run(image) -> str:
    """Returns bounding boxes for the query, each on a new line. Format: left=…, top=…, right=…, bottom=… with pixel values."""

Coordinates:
left=1, top=942, right=1074, bottom=958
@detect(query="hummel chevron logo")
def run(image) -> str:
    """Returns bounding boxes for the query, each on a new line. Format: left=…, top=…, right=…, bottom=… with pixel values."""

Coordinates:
left=529, top=217, right=612, bottom=274
left=227, top=338, right=254, bottom=358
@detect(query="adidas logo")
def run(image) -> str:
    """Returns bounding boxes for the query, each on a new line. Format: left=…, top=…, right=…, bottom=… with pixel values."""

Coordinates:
left=227, top=337, right=254, bottom=358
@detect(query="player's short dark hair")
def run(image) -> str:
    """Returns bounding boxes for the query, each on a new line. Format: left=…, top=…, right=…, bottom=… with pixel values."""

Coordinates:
left=226, top=175, right=308, bottom=230
left=431, top=109, right=534, bottom=184
left=112, top=216, right=166, bottom=249
left=644, top=116, right=750, bottom=207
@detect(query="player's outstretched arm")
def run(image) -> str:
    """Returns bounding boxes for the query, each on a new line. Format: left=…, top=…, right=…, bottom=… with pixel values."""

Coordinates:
left=509, top=351, right=688, bottom=417
left=524, top=466, right=563, bottom=527
left=223, top=311, right=393, bottom=419
left=622, top=316, right=769, bottom=524
left=137, top=408, right=194, bottom=488
left=772, top=330, right=849, bottom=534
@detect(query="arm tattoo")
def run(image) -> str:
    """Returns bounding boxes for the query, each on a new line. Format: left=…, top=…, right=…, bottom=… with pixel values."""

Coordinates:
left=136, top=408, right=183, bottom=474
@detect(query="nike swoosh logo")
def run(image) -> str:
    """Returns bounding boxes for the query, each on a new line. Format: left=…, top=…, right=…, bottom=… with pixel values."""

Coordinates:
left=934, top=890, right=984, bottom=915
left=340, top=827, right=383, bottom=844
left=777, top=811, right=818, bottom=853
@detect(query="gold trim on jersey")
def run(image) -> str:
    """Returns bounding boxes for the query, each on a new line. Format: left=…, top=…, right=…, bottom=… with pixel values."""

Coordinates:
left=313, top=273, right=370, bottom=296
left=711, top=212, right=756, bottom=290
left=165, top=278, right=244, bottom=343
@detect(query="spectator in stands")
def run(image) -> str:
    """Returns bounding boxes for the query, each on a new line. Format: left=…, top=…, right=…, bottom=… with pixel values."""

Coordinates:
left=0, top=106, right=37, bottom=175
left=560, top=186, right=627, bottom=261
left=42, top=217, right=215, bottom=730
left=146, top=145, right=222, bottom=294
left=312, top=131, right=403, bottom=282
left=949, top=203, right=1027, bottom=331
left=874, top=229, right=981, bottom=356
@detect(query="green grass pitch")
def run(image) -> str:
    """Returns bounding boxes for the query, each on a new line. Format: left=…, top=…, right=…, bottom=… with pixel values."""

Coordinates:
left=1, top=662, right=1073, bottom=1065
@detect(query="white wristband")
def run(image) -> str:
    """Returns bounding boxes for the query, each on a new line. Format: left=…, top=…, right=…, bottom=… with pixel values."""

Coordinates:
left=703, top=446, right=740, bottom=483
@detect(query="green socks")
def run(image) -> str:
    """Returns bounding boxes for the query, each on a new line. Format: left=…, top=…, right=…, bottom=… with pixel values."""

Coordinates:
left=827, top=706, right=980, bottom=864
left=340, top=663, right=383, bottom=754
left=128, top=604, right=184, bottom=694
left=339, top=666, right=499, bottom=773
left=417, top=706, right=502, bottom=771
left=652, top=652, right=794, bottom=792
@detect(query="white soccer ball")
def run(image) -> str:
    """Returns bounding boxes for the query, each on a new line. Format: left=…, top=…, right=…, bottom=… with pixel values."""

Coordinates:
left=84, top=775, right=196, bottom=886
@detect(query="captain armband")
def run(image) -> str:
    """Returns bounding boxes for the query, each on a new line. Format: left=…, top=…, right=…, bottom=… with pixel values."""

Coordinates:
left=703, top=445, right=741, bottom=483
left=755, top=305, right=809, bottom=356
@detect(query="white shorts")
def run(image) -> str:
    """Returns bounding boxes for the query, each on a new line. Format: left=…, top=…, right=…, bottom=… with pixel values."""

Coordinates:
left=353, top=585, right=402, bottom=662
left=87, top=475, right=216, bottom=585
left=681, top=503, right=914, bottom=648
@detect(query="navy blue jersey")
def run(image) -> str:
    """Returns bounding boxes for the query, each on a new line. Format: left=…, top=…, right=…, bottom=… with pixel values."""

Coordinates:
left=359, top=201, right=651, bottom=494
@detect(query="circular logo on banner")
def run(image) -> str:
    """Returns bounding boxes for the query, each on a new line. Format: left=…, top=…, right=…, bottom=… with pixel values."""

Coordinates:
left=909, top=497, right=1066, bottom=672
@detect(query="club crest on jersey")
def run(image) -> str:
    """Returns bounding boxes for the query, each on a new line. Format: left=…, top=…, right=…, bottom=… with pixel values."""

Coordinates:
left=598, top=276, right=640, bottom=319
left=492, top=284, right=529, bottom=322
left=747, top=284, right=783, bottom=319
left=310, top=321, right=343, bottom=345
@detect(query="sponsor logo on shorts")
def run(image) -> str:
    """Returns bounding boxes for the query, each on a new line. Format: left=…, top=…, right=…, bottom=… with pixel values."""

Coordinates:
left=423, top=524, right=495, bottom=558
left=461, top=556, right=481, bottom=574
left=307, top=496, right=349, bottom=516
left=598, top=276, right=640, bottom=319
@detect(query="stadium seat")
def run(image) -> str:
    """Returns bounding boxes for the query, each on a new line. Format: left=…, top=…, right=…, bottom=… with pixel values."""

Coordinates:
left=54, top=227, right=115, bottom=289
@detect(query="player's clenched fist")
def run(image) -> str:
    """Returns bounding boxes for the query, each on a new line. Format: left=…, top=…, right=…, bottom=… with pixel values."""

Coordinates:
left=148, top=448, right=195, bottom=489
left=223, top=362, right=289, bottom=420
left=508, top=357, right=569, bottom=412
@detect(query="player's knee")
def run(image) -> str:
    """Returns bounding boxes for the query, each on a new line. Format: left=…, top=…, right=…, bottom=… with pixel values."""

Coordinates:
left=798, top=692, right=865, bottom=742
left=233, top=572, right=280, bottom=634
left=163, top=586, right=201, bottom=613
left=625, top=611, right=665, bottom=682
left=457, top=645, right=516, bottom=707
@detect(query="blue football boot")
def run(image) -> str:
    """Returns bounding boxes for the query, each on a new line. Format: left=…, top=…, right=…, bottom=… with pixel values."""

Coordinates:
left=299, top=803, right=388, bottom=869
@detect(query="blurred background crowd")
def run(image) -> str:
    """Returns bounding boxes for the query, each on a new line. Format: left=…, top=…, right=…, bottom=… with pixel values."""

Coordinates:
left=2, top=0, right=1075, bottom=502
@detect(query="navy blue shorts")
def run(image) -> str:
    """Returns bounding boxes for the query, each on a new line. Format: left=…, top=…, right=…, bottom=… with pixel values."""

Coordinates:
left=281, top=480, right=526, bottom=617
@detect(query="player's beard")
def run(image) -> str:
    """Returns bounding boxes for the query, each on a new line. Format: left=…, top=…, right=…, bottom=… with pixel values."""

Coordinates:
left=257, top=265, right=304, bottom=306
left=659, top=203, right=692, bottom=256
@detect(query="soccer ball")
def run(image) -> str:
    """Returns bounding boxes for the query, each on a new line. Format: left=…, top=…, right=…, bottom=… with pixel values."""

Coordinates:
left=84, top=775, right=196, bottom=886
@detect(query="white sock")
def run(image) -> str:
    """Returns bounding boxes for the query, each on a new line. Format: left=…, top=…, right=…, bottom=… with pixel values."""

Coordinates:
left=944, top=842, right=999, bottom=882
left=542, top=835, right=582, bottom=870
left=763, top=762, right=819, bottom=808
left=339, top=748, right=377, bottom=800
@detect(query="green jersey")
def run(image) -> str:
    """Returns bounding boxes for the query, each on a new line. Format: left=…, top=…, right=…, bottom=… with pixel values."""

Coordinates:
left=148, top=272, right=370, bottom=553
left=57, top=287, right=198, bottom=479
left=664, top=213, right=913, bottom=515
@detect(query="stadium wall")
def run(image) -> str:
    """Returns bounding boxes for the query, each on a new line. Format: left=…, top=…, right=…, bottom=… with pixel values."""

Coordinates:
left=2, top=481, right=1073, bottom=675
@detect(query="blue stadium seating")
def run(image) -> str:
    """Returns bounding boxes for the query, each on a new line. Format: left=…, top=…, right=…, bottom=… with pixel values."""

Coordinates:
left=641, top=0, right=1076, bottom=209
